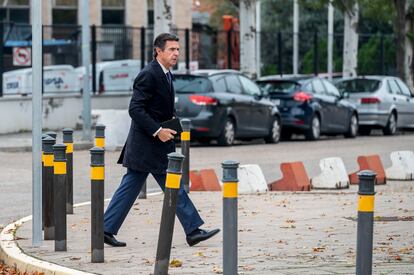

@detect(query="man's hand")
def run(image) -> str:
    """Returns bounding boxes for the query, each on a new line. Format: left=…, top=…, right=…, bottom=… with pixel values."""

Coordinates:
left=157, top=128, right=177, bottom=142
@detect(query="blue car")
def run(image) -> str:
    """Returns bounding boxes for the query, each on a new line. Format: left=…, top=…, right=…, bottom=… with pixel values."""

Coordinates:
left=256, top=76, right=358, bottom=140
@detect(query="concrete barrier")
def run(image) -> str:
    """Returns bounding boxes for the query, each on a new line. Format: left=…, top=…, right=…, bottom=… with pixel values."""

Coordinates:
left=238, top=164, right=268, bottom=194
left=0, top=92, right=131, bottom=134
left=268, top=162, right=311, bottom=191
left=189, top=169, right=221, bottom=191
left=311, top=157, right=350, bottom=189
left=349, top=155, right=386, bottom=185
left=385, top=151, right=414, bottom=180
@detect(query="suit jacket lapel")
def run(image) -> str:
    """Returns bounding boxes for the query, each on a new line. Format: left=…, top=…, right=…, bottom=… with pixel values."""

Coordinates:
left=151, top=60, right=171, bottom=92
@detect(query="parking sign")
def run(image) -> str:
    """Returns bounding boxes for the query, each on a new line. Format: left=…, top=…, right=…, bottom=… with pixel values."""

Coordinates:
left=13, top=47, right=32, bottom=66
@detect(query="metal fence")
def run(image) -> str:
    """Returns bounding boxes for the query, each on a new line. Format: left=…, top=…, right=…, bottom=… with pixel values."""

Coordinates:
left=1, top=23, right=397, bottom=78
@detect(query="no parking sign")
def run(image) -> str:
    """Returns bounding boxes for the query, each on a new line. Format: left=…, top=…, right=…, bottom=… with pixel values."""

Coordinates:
left=13, top=47, right=32, bottom=66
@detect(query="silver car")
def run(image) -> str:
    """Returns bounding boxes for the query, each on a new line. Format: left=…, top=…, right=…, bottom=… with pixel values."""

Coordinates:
left=335, top=76, right=414, bottom=135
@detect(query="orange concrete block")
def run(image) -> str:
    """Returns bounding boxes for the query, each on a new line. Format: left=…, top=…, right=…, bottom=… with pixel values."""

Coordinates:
left=349, top=155, right=386, bottom=185
left=190, top=169, right=221, bottom=191
left=269, top=162, right=311, bottom=191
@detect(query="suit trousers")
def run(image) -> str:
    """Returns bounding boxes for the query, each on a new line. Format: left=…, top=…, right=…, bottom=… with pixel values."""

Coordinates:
left=104, top=168, right=204, bottom=236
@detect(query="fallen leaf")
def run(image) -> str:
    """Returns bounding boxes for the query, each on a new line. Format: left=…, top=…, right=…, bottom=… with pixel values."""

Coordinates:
left=169, top=259, right=183, bottom=267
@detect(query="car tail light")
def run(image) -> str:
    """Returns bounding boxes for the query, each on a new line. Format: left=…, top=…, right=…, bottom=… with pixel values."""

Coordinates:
left=189, top=95, right=218, bottom=105
left=360, top=97, right=381, bottom=104
left=293, top=91, right=313, bottom=102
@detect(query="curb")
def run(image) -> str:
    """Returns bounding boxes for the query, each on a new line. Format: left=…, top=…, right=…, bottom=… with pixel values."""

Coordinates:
left=0, top=192, right=162, bottom=275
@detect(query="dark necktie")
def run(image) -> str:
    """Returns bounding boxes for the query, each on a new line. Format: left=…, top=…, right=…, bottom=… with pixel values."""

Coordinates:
left=166, top=71, right=172, bottom=86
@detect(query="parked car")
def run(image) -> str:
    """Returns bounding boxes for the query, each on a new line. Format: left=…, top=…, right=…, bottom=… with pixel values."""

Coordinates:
left=2, top=65, right=80, bottom=95
left=173, top=70, right=281, bottom=146
left=256, top=75, right=358, bottom=140
left=335, top=76, right=414, bottom=135
left=75, top=59, right=141, bottom=93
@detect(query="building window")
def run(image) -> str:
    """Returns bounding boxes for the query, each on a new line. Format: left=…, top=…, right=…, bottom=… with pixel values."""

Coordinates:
left=52, top=0, right=78, bottom=25
left=102, top=0, right=125, bottom=25
left=0, top=0, right=30, bottom=23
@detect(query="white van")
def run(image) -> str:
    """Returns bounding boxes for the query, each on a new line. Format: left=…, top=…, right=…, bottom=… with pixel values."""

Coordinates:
left=76, top=59, right=141, bottom=93
left=2, top=65, right=80, bottom=95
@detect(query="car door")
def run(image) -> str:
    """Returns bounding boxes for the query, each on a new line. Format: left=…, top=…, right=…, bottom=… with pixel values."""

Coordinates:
left=311, top=78, right=333, bottom=132
left=387, top=78, right=407, bottom=126
left=322, top=79, right=350, bottom=132
left=395, top=78, right=414, bottom=127
left=239, top=75, right=271, bottom=134
left=224, top=74, right=250, bottom=135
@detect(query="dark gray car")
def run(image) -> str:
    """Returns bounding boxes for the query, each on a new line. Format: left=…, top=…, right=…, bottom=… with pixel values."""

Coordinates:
left=173, top=70, right=281, bottom=146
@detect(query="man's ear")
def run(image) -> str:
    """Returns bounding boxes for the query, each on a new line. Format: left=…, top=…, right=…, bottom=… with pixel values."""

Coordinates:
left=156, top=47, right=162, bottom=55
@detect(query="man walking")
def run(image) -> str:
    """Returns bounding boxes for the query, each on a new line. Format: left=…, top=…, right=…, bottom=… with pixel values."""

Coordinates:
left=103, top=33, right=219, bottom=247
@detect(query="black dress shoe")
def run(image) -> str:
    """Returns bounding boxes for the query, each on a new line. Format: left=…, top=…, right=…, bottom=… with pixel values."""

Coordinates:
left=104, top=232, right=126, bottom=247
left=186, top=228, right=220, bottom=247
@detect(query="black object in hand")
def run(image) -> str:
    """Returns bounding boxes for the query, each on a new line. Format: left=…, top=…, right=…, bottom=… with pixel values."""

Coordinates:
left=160, top=118, right=183, bottom=134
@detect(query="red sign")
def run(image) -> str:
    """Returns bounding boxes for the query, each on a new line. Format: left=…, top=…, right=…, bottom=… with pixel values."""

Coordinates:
left=13, top=47, right=32, bottom=66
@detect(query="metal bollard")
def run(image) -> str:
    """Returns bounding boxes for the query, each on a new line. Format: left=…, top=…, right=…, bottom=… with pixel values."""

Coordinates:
left=63, top=128, right=74, bottom=214
left=222, top=160, right=239, bottom=275
left=138, top=180, right=147, bottom=199
left=180, top=119, right=191, bottom=193
left=95, top=124, right=106, bottom=148
left=53, top=143, right=67, bottom=251
left=45, top=131, right=57, bottom=140
left=154, top=152, right=185, bottom=275
left=90, top=147, right=105, bottom=263
left=356, top=170, right=376, bottom=275
left=42, top=135, right=55, bottom=239
left=41, top=134, right=49, bottom=229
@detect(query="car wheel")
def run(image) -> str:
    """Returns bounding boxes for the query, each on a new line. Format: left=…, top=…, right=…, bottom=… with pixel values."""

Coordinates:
left=217, top=118, right=235, bottom=146
left=344, top=114, right=358, bottom=138
left=383, top=112, right=397, bottom=136
left=265, top=117, right=281, bottom=144
left=305, top=115, right=321, bottom=141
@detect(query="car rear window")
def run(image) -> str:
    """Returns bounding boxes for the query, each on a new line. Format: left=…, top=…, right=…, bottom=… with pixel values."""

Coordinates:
left=335, top=79, right=381, bottom=94
left=257, top=81, right=299, bottom=95
left=173, top=75, right=210, bottom=93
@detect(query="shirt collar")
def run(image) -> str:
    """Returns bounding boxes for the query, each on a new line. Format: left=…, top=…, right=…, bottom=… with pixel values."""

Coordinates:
left=157, top=60, right=170, bottom=74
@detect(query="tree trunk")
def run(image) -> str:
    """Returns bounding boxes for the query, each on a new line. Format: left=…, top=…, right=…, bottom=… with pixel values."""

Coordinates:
left=404, top=3, right=414, bottom=91
left=154, top=0, right=173, bottom=36
left=342, top=2, right=359, bottom=77
left=239, top=0, right=257, bottom=78
left=395, top=0, right=406, bottom=80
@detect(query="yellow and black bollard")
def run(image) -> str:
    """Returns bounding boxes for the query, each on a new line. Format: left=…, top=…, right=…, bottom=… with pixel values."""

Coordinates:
left=356, top=170, right=376, bottom=275
left=42, top=135, right=55, bottom=239
left=180, top=119, right=191, bottom=193
left=53, top=143, right=67, bottom=251
left=222, top=160, right=239, bottom=275
left=63, top=128, right=74, bottom=214
left=154, top=152, right=185, bottom=275
left=90, top=146, right=105, bottom=263
left=95, top=124, right=106, bottom=148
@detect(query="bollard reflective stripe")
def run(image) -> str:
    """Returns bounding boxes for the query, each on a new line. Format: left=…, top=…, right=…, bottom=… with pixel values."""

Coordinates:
left=91, top=167, right=105, bottom=180
left=44, top=155, right=54, bottom=167
left=54, top=162, right=67, bottom=175
left=95, top=137, right=105, bottom=148
left=65, top=143, right=74, bottom=153
left=223, top=182, right=238, bottom=198
left=181, top=131, right=190, bottom=141
left=165, top=173, right=181, bottom=189
left=358, top=195, right=375, bottom=212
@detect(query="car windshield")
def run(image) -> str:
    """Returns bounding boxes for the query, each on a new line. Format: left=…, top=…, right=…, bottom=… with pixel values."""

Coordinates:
left=257, top=81, right=299, bottom=95
left=335, top=79, right=381, bottom=94
left=173, top=75, right=210, bottom=93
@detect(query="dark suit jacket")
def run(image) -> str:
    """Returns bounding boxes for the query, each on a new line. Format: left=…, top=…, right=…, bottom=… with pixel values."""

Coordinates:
left=117, top=60, right=175, bottom=174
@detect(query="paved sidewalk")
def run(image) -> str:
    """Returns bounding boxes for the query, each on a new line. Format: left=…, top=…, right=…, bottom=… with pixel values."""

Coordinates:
left=15, top=181, right=414, bottom=274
